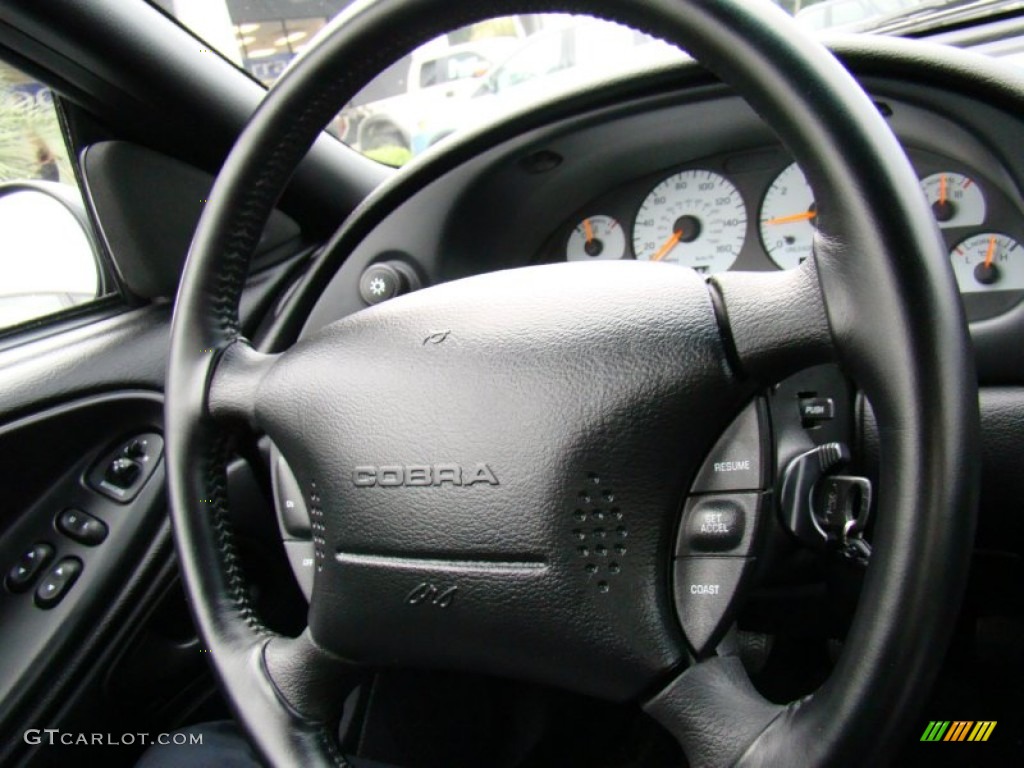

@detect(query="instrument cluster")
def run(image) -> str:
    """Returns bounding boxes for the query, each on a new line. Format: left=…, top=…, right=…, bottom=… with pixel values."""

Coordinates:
left=545, top=145, right=1024, bottom=320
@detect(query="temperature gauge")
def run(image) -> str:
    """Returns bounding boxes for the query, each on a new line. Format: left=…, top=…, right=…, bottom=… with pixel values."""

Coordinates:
left=950, top=233, right=1024, bottom=293
left=921, top=172, right=986, bottom=229
left=567, top=215, right=626, bottom=261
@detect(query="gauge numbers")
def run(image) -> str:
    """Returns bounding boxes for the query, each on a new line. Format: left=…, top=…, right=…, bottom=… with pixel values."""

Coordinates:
left=633, top=170, right=746, bottom=274
left=921, top=172, right=986, bottom=228
left=950, top=233, right=1024, bottom=293
left=759, top=163, right=816, bottom=270
left=566, top=215, right=626, bottom=261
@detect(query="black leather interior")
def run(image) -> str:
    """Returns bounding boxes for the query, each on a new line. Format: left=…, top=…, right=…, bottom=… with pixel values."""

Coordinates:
left=163, top=1, right=979, bottom=767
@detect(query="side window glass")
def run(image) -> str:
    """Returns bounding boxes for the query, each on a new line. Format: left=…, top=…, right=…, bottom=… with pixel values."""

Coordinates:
left=0, top=61, right=106, bottom=332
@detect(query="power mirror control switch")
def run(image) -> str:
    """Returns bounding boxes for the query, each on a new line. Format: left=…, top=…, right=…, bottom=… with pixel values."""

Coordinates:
left=122, top=438, right=150, bottom=459
left=88, top=433, right=164, bottom=503
left=6, top=543, right=55, bottom=593
left=57, top=509, right=108, bottom=546
left=673, top=556, right=752, bottom=656
left=690, top=400, right=768, bottom=493
left=105, top=458, right=141, bottom=488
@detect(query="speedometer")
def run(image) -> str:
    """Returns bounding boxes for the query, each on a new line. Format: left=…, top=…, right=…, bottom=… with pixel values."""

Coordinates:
left=632, top=170, right=747, bottom=274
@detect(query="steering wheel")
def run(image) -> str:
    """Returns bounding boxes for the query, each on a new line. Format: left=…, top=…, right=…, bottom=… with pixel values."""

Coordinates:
left=165, top=0, right=979, bottom=765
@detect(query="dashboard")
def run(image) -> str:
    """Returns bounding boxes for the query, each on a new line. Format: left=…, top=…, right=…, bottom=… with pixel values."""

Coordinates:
left=298, top=42, right=1024, bottom=379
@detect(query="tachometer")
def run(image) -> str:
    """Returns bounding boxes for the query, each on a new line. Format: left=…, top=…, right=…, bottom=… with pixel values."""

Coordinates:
left=632, top=170, right=746, bottom=274
left=921, top=172, right=986, bottom=228
left=566, top=215, right=626, bottom=261
left=759, top=163, right=816, bottom=270
left=950, top=233, right=1024, bottom=293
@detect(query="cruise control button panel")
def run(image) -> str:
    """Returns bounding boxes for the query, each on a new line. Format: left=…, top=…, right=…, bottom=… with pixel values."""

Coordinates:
left=6, top=543, right=55, bottom=593
left=672, top=556, right=753, bottom=656
left=690, top=400, right=767, bottom=493
left=34, top=557, right=83, bottom=609
left=56, top=509, right=108, bottom=546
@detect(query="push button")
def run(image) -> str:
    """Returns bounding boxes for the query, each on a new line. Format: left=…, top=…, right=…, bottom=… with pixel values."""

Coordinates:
left=284, top=541, right=316, bottom=600
left=799, top=396, right=835, bottom=426
left=672, top=556, right=752, bottom=656
left=34, top=557, right=83, bottom=609
left=676, top=494, right=759, bottom=556
left=690, top=400, right=767, bottom=493
left=57, top=509, right=108, bottom=546
left=6, top=543, right=55, bottom=593
left=272, top=452, right=311, bottom=537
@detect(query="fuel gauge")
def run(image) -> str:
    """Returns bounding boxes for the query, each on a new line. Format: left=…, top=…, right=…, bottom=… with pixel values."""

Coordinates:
left=921, top=172, right=986, bottom=228
left=950, top=233, right=1024, bottom=293
left=566, top=215, right=626, bottom=261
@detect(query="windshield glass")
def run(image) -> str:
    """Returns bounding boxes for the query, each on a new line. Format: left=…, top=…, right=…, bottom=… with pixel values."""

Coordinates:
left=148, top=0, right=1013, bottom=166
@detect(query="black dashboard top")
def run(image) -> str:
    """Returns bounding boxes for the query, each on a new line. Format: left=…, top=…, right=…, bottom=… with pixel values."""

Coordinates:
left=284, top=36, right=1024, bottom=385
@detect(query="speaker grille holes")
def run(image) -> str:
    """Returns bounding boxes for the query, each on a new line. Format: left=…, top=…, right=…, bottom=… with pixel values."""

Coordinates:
left=309, top=481, right=325, bottom=572
left=571, top=473, right=626, bottom=591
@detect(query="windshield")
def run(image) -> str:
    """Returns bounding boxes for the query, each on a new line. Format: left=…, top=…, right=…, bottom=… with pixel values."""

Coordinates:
left=149, top=0, right=1018, bottom=166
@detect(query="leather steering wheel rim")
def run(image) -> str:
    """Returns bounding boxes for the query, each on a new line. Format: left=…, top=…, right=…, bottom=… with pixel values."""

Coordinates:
left=165, top=1, right=980, bottom=766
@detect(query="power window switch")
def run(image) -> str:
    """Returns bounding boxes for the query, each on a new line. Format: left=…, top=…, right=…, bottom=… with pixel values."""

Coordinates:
left=6, top=543, right=55, bottom=593
left=34, top=557, right=83, bottom=609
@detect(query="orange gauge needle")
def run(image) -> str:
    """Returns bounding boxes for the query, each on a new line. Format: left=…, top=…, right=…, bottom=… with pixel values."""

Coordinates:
left=940, top=174, right=948, bottom=206
left=652, top=230, right=683, bottom=262
left=764, top=210, right=817, bottom=226
left=583, top=218, right=594, bottom=244
left=984, top=234, right=997, bottom=268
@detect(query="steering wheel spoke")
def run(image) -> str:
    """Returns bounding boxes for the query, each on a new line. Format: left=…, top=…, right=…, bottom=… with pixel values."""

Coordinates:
left=206, top=340, right=277, bottom=428
left=644, top=655, right=783, bottom=768
left=710, top=262, right=835, bottom=384
left=261, top=630, right=365, bottom=724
